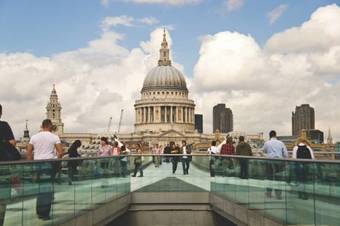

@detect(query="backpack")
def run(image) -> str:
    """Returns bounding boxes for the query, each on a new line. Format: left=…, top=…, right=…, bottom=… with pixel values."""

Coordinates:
left=0, top=140, right=21, bottom=161
left=296, top=145, right=312, bottom=159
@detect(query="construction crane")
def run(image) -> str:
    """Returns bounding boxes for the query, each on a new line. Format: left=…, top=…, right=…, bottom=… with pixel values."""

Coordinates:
left=117, top=109, right=124, bottom=134
left=106, top=117, right=112, bottom=135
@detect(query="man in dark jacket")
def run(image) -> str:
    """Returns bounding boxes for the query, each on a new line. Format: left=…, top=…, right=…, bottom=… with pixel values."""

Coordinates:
left=0, top=104, right=16, bottom=225
left=236, top=136, right=252, bottom=179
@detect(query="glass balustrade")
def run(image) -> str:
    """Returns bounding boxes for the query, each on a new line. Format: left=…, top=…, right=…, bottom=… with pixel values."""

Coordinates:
left=0, top=154, right=340, bottom=226
left=209, top=155, right=340, bottom=226
left=0, top=156, right=130, bottom=226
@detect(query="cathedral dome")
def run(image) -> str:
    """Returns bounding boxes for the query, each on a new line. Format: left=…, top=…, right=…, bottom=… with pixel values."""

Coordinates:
left=142, top=65, right=187, bottom=92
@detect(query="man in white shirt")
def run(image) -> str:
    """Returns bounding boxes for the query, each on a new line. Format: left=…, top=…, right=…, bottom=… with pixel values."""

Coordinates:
left=262, top=130, right=288, bottom=199
left=26, top=119, right=63, bottom=220
left=207, top=140, right=219, bottom=177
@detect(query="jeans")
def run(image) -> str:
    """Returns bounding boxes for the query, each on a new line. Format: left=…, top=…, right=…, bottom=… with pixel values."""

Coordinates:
left=120, top=161, right=128, bottom=177
left=295, top=162, right=310, bottom=199
left=209, top=159, right=215, bottom=177
left=239, top=159, right=249, bottom=179
left=133, top=163, right=143, bottom=177
left=181, top=158, right=190, bottom=175
left=266, top=161, right=285, bottom=198
left=36, top=162, right=58, bottom=218
left=172, top=158, right=179, bottom=173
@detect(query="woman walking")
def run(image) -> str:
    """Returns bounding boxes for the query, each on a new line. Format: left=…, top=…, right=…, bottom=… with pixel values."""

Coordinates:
left=292, top=137, right=314, bottom=200
left=67, top=140, right=81, bottom=185
left=132, top=144, right=143, bottom=177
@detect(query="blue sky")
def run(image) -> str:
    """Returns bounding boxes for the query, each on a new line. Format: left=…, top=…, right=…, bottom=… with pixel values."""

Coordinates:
left=0, top=0, right=336, bottom=76
left=1, top=0, right=340, bottom=139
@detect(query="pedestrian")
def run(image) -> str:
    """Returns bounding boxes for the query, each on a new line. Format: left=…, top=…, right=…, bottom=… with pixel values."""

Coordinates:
left=111, top=141, right=121, bottom=176
left=236, top=136, right=252, bottom=179
left=97, top=137, right=112, bottom=173
left=292, top=137, right=314, bottom=200
left=153, top=144, right=161, bottom=167
left=97, top=137, right=112, bottom=157
left=171, top=142, right=180, bottom=174
left=112, top=141, right=120, bottom=156
left=163, top=143, right=171, bottom=163
left=26, top=119, right=64, bottom=220
left=181, top=140, right=191, bottom=175
left=220, top=136, right=235, bottom=175
left=0, top=104, right=17, bottom=225
left=119, top=145, right=130, bottom=177
left=132, top=144, right=143, bottom=177
left=207, top=141, right=218, bottom=177
left=159, top=145, right=163, bottom=165
left=262, top=130, right=288, bottom=200
left=67, top=140, right=82, bottom=185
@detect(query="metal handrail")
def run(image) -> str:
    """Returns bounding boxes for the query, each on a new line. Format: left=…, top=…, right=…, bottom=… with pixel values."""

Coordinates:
left=1, top=153, right=340, bottom=165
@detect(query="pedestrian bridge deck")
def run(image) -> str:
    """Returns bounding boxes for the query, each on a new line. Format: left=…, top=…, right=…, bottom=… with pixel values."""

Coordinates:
left=1, top=155, right=340, bottom=226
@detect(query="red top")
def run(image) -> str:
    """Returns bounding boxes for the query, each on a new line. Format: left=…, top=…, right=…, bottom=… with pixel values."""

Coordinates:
left=112, top=147, right=120, bottom=156
left=220, top=143, right=235, bottom=155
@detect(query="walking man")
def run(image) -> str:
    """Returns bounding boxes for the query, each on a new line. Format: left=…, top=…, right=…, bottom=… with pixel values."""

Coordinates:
left=26, top=119, right=63, bottom=220
left=235, top=136, right=252, bottom=179
left=0, top=104, right=16, bottom=225
left=207, top=141, right=218, bottom=177
left=262, top=130, right=288, bottom=200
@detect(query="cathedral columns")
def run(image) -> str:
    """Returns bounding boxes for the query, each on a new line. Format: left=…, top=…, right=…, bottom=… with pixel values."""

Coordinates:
left=170, top=106, right=173, bottom=123
left=184, top=107, right=186, bottom=123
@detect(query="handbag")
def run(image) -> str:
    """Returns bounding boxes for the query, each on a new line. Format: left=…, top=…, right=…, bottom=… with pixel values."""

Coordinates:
left=0, top=140, right=21, bottom=161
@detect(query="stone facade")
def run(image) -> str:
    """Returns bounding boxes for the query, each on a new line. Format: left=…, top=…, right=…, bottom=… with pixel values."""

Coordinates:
left=46, top=85, right=64, bottom=135
left=134, top=30, right=195, bottom=134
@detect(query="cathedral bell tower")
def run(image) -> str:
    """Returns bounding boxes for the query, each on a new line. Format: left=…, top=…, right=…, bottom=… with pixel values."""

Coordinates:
left=158, top=28, right=172, bottom=66
left=46, top=84, right=64, bottom=135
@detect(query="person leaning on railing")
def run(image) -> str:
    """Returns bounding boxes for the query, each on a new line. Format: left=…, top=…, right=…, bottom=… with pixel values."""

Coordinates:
left=66, top=140, right=82, bottom=185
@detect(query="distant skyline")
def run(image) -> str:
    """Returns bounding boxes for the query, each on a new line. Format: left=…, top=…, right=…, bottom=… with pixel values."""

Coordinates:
left=1, top=1, right=340, bottom=141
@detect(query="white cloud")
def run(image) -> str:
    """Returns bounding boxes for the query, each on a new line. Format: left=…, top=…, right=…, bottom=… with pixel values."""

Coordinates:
left=139, top=17, right=160, bottom=25
left=102, top=0, right=201, bottom=6
left=223, top=0, right=244, bottom=12
left=266, top=4, right=340, bottom=53
left=100, top=0, right=110, bottom=7
left=192, top=4, right=340, bottom=140
left=2, top=4, right=340, bottom=143
left=101, top=16, right=160, bottom=31
left=268, top=4, right=288, bottom=25
left=101, top=16, right=134, bottom=31
left=0, top=27, right=180, bottom=138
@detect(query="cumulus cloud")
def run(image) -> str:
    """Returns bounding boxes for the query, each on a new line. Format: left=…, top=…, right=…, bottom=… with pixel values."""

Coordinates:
left=102, top=0, right=201, bottom=6
left=266, top=4, right=340, bottom=54
left=223, top=0, right=244, bottom=12
left=101, top=15, right=160, bottom=31
left=101, top=16, right=134, bottom=31
left=192, top=4, right=340, bottom=140
left=139, top=17, right=160, bottom=26
left=2, top=3, right=340, bottom=142
left=0, top=26, right=179, bottom=137
left=268, top=4, right=288, bottom=25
